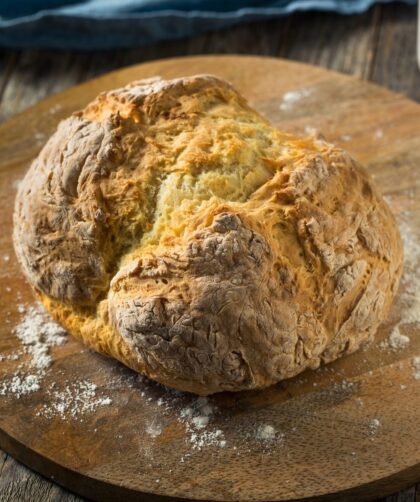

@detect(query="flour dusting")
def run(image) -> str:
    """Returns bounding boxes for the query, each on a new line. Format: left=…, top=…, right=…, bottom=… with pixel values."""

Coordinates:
left=388, top=326, right=410, bottom=350
left=1, top=303, right=114, bottom=419
left=146, top=419, right=163, bottom=438
left=0, top=302, right=67, bottom=398
left=379, top=216, right=420, bottom=352
left=179, top=397, right=226, bottom=450
left=304, top=125, right=318, bottom=136
left=397, top=218, right=420, bottom=326
left=0, top=374, right=41, bottom=398
left=280, top=88, right=311, bottom=111
left=411, top=357, right=420, bottom=380
left=374, top=129, right=384, bottom=140
left=15, top=303, right=67, bottom=370
left=368, top=418, right=381, bottom=435
left=37, top=380, right=112, bottom=420
left=12, top=178, right=22, bottom=190
left=256, top=424, right=277, bottom=442
left=49, top=104, right=62, bottom=115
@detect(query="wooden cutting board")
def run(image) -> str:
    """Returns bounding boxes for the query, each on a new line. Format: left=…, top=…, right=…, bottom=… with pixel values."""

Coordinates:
left=0, top=55, right=419, bottom=502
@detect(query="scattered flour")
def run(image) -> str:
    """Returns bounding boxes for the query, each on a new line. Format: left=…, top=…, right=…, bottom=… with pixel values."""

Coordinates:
left=280, top=88, right=311, bottom=111
left=304, top=125, right=318, bottom=136
left=340, top=134, right=352, bottom=142
left=378, top=217, right=420, bottom=353
left=411, top=357, right=420, bottom=380
left=37, top=380, right=112, bottom=420
left=179, top=397, right=226, bottom=450
left=397, top=219, right=420, bottom=325
left=374, top=129, right=384, bottom=140
left=0, top=303, right=67, bottom=398
left=49, top=104, right=62, bottom=114
left=0, top=351, right=24, bottom=362
left=14, top=303, right=67, bottom=370
left=388, top=326, right=410, bottom=350
left=12, top=178, right=22, bottom=190
left=146, top=419, right=163, bottom=438
left=34, top=132, right=46, bottom=142
left=0, top=374, right=41, bottom=398
left=256, top=424, right=277, bottom=442
left=1, top=303, right=113, bottom=419
left=368, top=418, right=381, bottom=434
left=336, top=379, right=356, bottom=392
left=189, top=429, right=226, bottom=450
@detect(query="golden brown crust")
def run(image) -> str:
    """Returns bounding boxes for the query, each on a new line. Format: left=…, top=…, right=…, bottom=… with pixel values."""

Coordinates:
left=13, top=75, right=403, bottom=395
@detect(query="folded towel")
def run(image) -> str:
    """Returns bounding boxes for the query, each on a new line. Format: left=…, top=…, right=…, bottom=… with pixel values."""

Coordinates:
left=0, top=0, right=415, bottom=49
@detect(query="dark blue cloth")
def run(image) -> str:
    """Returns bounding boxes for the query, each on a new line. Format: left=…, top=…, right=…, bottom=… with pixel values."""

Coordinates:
left=0, top=0, right=415, bottom=49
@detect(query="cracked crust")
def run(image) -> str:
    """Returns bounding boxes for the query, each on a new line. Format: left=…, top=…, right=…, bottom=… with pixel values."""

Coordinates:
left=13, top=75, right=403, bottom=395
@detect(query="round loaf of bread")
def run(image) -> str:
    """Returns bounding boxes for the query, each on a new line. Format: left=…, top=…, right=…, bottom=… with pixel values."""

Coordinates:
left=13, top=75, right=403, bottom=395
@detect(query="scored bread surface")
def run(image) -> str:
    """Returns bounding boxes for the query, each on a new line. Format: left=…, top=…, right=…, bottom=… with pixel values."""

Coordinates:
left=13, top=75, right=403, bottom=395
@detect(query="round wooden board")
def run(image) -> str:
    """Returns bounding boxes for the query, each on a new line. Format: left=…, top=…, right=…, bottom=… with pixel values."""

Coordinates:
left=0, top=55, right=419, bottom=502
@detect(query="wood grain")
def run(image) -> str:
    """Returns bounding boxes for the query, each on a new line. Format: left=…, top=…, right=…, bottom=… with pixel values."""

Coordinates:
left=370, top=4, right=420, bottom=102
left=0, top=453, right=82, bottom=502
left=0, top=55, right=419, bottom=502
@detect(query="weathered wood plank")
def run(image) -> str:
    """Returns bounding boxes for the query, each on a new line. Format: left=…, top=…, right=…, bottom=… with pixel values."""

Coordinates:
left=0, top=454, right=83, bottom=502
left=0, top=50, right=81, bottom=121
left=370, top=4, right=420, bottom=101
left=377, top=485, right=417, bottom=502
left=281, top=7, right=380, bottom=79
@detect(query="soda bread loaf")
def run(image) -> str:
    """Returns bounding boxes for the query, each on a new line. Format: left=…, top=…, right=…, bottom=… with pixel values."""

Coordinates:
left=13, top=75, right=403, bottom=395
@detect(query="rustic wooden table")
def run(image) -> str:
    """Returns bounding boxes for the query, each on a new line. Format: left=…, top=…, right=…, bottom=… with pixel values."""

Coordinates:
left=0, top=3, right=419, bottom=501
